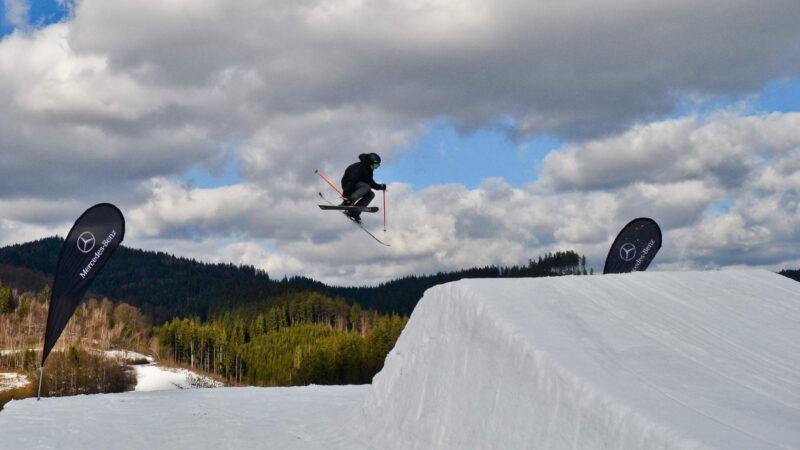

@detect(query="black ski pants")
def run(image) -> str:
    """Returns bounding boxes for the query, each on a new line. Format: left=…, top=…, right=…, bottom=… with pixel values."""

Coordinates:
left=347, top=182, right=374, bottom=218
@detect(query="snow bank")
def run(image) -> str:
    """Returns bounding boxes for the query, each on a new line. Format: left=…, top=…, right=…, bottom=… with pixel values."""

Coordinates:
left=0, top=270, right=798, bottom=449
left=357, top=269, right=800, bottom=449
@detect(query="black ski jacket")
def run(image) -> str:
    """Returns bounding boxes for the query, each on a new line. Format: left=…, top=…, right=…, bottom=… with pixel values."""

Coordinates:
left=341, top=154, right=382, bottom=197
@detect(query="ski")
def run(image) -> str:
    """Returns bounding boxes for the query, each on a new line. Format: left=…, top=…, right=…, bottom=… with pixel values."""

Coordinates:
left=318, top=204, right=379, bottom=213
left=347, top=217, right=391, bottom=247
left=318, top=192, right=390, bottom=246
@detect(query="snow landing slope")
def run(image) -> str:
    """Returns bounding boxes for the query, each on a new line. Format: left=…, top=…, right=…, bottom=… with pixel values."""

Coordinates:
left=1, top=270, right=798, bottom=449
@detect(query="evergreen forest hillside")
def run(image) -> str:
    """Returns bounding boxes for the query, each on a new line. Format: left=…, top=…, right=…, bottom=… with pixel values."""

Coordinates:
left=0, top=238, right=591, bottom=322
left=0, top=278, right=404, bottom=406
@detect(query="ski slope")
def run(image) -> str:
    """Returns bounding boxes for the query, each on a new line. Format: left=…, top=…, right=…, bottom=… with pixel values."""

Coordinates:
left=1, top=270, right=798, bottom=449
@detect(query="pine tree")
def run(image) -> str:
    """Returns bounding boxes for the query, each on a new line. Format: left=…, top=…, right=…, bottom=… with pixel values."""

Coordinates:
left=0, top=286, right=14, bottom=314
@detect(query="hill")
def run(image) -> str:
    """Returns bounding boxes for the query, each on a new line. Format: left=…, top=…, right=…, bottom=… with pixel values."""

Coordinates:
left=0, top=237, right=588, bottom=322
left=1, top=270, right=797, bottom=448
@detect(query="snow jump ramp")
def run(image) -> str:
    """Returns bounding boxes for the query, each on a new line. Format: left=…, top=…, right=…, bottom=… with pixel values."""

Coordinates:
left=355, top=269, right=800, bottom=449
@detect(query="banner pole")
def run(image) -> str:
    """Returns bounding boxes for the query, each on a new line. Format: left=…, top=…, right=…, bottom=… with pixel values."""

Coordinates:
left=37, top=366, right=44, bottom=400
left=314, top=170, right=343, bottom=197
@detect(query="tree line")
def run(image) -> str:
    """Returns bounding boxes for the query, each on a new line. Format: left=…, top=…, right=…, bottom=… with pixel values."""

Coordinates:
left=0, top=237, right=281, bottom=324
left=155, top=292, right=407, bottom=386
left=780, top=269, right=800, bottom=283
left=0, top=239, right=591, bottom=321
left=317, top=250, right=590, bottom=314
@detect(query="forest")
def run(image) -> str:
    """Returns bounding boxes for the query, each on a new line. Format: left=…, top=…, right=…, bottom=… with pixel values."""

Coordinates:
left=0, top=281, right=405, bottom=407
left=0, top=238, right=591, bottom=320
left=155, top=293, right=407, bottom=386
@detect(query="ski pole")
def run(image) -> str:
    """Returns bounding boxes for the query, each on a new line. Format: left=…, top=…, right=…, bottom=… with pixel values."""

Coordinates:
left=382, top=189, right=387, bottom=232
left=314, top=170, right=343, bottom=197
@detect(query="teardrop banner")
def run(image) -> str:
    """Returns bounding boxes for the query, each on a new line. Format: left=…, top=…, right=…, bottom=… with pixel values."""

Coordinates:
left=41, top=203, right=125, bottom=368
left=603, top=218, right=662, bottom=274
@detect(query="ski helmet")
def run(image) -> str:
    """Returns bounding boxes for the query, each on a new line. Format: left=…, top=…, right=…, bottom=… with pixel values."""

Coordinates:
left=367, top=153, right=381, bottom=165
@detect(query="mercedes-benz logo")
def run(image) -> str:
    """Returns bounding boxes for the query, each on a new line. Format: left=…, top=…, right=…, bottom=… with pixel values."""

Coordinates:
left=77, top=232, right=96, bottom=254
left=620, top=242, right=637, bottom=262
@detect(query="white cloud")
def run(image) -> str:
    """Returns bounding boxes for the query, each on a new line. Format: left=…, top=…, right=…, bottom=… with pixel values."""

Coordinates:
left=0, top=218, right=61, bottom=247
left=537, top=112, right=800, bottom=191
left=118, top=117, right=799, bottom=284
left=0, top=26, right=160, bottom=121
left=2, top=1, right=798, bottom=201
left=3, top=0, right=29, bottom=30
left=0, top=1, right=799, bottom=283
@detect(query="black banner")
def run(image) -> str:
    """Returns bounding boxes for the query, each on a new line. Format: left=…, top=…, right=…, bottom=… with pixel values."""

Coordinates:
left=603, top=218, right=662, bottom=274
left=42, top=203, right=125, bottom=365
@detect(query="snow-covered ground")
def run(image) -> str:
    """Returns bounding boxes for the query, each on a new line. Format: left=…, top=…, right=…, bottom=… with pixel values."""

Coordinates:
left=0, top=269, right=798, bottom=449
left=104, top=350, right=154, bottom=363
left=105, top=350, right=225, bottom=391
left=0, top=348, right=35, bottom=355
left=0, top=372, right=28, bottom=391
left=1, top=385, right=369, bottom=449
left=133, top=364, right=225, bottom=391
left=2, top=349, right=219, bottom=394
left=1, top=349, right=33, bottom=393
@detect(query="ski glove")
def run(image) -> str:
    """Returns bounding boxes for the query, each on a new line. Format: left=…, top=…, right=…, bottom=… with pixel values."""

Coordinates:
left=377, top=183, right=387, bottom=191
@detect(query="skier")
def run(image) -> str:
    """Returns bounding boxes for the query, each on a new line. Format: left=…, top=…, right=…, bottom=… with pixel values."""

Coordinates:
left=340, top=153, right=386, bottom=223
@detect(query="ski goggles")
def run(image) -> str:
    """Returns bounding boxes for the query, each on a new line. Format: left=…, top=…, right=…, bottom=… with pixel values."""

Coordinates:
left=372, top=163, right=380, bottom=169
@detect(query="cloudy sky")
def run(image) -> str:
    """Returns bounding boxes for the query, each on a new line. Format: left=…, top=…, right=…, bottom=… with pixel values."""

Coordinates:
left=1, top=0, right=799, bottom=285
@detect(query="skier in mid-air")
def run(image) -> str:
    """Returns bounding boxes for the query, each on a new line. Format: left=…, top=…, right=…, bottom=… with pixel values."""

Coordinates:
left=340, top=153, right=386, bottom=223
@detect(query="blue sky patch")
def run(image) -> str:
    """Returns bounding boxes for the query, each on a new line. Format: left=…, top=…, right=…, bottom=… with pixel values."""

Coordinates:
left=752, top=78, right=800, bottom=113
left=183, top=158, right=242, bottom=189
left=383, top=120, right=562, bottom=190
left=1, top=0, right=68, bottom=36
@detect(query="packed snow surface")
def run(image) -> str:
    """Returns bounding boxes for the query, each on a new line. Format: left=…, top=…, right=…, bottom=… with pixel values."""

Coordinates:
left=0, top=270, right=798, bottom=449
left=1, top=385, right=369, bottom=449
